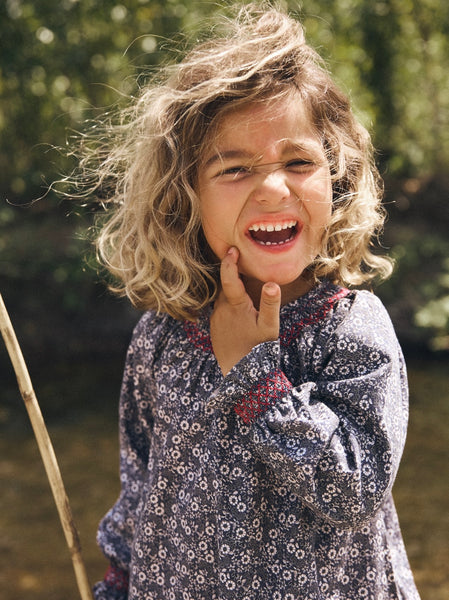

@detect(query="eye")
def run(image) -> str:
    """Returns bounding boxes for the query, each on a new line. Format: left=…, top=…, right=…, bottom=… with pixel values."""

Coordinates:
left=285, top=159, right=316, bottom=172
left=215, top=165, right=251, bottom=178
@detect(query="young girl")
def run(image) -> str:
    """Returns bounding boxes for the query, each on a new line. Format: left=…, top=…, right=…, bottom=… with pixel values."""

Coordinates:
left=89, top=4, right=420, bottom=599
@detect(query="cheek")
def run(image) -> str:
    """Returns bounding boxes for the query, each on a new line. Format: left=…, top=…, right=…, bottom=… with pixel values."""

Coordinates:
left=199, top=182, right=243, bottom=256
left=305, top=172, right=333, bottom=224
left=200, top=203, right=230, bottom=259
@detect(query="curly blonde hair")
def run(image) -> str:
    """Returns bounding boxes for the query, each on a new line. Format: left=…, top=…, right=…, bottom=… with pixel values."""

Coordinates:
left=84, top=2, right=392, bottom=320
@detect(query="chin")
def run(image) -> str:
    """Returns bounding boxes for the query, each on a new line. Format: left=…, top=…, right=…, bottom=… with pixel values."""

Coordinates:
left=243, top=269, right=306, bottom=287
left=264, top=265, right=307, bottom=283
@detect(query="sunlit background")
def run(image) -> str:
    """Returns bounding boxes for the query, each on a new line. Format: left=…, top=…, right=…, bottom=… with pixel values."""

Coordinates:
left=1, top=1, right=448, bottom=598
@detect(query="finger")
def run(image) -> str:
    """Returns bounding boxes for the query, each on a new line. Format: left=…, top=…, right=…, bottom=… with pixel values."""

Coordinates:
left=257, top=282, right=281, bottom=336
left=220, top=247, right=248, bottom=305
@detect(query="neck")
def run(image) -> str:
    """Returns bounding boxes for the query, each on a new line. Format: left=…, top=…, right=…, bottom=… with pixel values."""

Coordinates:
left=242, top=272, right=315, bottom=310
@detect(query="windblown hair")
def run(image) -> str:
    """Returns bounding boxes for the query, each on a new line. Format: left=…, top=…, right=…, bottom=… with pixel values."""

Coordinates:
left=83, top=2, right=393, bottom=320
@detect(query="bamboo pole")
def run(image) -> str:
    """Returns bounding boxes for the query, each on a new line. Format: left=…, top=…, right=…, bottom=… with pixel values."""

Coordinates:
left=0, top=293, right=93, bottom=600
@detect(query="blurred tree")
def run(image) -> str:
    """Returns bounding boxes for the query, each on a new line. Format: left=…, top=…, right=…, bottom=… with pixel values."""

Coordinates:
left=295, top=0, right=449, bottom=174
left=1, top=0, right=206, bottom=205
left=0, top=0, right=201, bottom=356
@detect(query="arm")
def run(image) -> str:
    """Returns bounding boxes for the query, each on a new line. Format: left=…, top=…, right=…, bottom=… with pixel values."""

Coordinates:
left=211, top=292, right=408, bottom=528
left=94, top=314, right=156, bottom=599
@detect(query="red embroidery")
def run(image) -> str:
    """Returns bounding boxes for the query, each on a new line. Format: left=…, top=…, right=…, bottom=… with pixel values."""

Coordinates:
left=235, top=369, right=292, bottom=424
left=280, top=288, right=349, bottom=347
left=183, top=288, right=349, bottom=354
left=183, top=320, right=213, bottom=352
left=104, top=564, right=129, bottom=591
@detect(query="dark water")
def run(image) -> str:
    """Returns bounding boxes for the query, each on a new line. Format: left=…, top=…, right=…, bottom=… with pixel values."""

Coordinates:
left=0, top=358, right=448, bottom=599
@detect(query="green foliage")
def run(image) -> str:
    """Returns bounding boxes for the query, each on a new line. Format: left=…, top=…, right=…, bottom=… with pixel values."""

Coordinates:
left=294, top=0, right=449, bottom=174
left=379, top=176, right=449, bottom=351
left=1, top=0, right=202, bottom=205
left=1, top=0, right=448, bottom=354
left=1, top=0, right=448, bottom=203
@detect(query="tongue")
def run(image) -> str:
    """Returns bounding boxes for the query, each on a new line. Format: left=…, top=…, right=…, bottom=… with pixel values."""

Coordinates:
left=250, top=227, right=294, bottom=244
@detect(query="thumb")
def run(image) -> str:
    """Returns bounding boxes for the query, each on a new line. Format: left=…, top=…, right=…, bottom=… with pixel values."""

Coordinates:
left=257, top=282, right=281, bottom=338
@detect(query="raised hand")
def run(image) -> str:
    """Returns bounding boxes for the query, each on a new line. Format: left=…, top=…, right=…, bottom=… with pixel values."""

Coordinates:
left=210, top=247, right=281, bottom=376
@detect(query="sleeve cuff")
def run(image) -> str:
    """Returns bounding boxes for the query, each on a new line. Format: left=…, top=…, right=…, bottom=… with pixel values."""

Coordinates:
left=234, top=368, right=293, bottom=424
left=209, top=340, right=282, bottom=409
left=93, top=564, right=129, bottom=600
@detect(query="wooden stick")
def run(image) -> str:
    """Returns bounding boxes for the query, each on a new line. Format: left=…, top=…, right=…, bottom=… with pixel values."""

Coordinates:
left=0, top=294, right=93, bottom=600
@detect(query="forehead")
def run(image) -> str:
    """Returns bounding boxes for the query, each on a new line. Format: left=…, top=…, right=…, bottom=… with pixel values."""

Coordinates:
left=203, top=95, right=323, bottom=163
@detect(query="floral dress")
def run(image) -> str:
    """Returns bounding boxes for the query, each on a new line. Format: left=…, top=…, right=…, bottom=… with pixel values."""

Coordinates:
left=93, top=280, right=420, bottom=600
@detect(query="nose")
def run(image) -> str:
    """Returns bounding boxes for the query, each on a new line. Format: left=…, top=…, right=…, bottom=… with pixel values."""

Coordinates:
left=251, top=168, right=293, bottom=206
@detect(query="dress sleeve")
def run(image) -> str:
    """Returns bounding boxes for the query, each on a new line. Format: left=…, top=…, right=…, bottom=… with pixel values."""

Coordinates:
left=93, top=313, right=157, bottom=599
left=209, top=291, right=409, bottom=528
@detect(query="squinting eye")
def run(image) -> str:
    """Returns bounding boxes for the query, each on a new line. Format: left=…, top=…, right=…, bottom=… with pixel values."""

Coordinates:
left=285, top=159, right=315, bottom=172
left=217, top=166, right=250, bottom=177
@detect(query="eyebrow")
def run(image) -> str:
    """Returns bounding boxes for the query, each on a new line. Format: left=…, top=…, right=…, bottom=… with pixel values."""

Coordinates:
left=203, top=149, right=254, bottom=169
left=203, top=140, right=322, bottom=169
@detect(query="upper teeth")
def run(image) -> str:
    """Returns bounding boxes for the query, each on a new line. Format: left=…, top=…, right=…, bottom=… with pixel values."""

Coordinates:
left=249, top=220, right=297, bottom=232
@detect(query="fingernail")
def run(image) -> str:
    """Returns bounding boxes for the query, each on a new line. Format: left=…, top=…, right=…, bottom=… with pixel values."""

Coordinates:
left=264, top=282, right=279, bottom=295
left=226, top=247, right=239, bottom=259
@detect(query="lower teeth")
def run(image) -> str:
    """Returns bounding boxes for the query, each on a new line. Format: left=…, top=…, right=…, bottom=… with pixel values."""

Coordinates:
left=258, top=235, right=294, bottom=246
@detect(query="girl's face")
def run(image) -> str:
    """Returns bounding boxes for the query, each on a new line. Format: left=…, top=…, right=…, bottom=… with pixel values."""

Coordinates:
left=197, top=96, right=332, bottom=304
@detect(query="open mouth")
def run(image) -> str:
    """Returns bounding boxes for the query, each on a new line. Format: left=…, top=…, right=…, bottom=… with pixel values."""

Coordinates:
left=248, top=220, right=298, bottom=246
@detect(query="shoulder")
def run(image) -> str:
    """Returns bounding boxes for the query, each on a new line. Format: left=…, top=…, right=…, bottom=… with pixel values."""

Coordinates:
left=339, top=289, right=396, bottom=337
left=133, top=309, right=174, bottom=339
left=325, top=287, right=402, bottom=361
left=307, top=281, right=394, bottom=332
left=127, top=310, right=179, bottom=362
left=283, top=281, right=400, bottom=356
left=313, top=281, right=390, bottom=322
left=296, top=286, right=407, bottom=385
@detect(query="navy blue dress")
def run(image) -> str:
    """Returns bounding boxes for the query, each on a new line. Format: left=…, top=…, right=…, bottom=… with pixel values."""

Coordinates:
left=94, top=281, right=420, bottom=599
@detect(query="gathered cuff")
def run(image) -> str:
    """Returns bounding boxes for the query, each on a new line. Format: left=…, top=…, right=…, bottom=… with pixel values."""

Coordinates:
left=234, top=368, right=293, bottom=424
left=209, top=340, right=281, bottom=409
left=93, top=563, right=129, bottom=600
